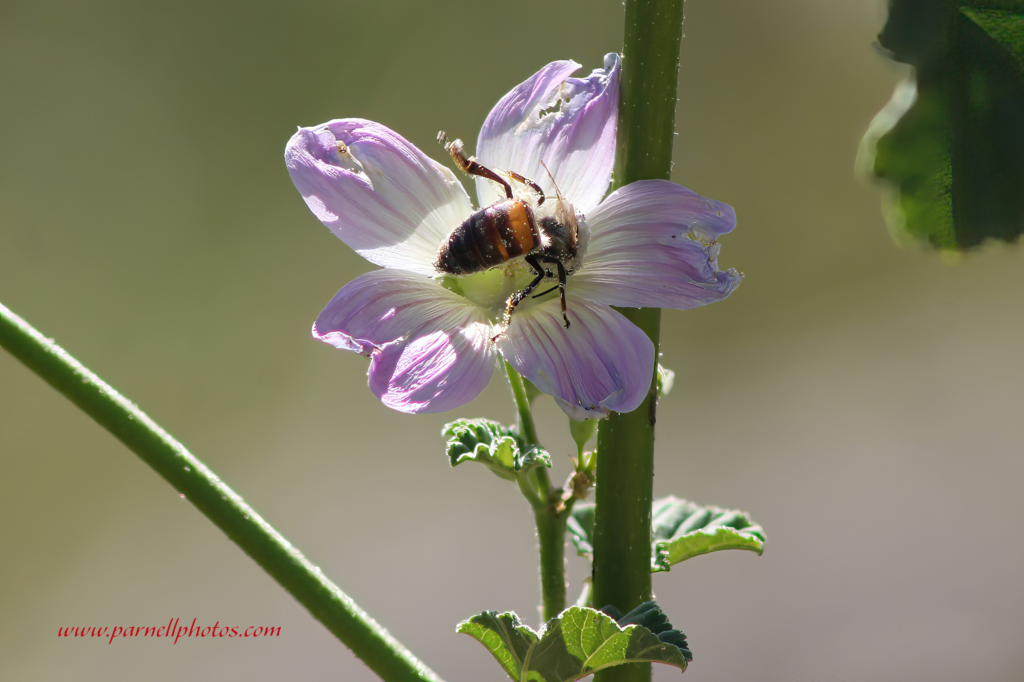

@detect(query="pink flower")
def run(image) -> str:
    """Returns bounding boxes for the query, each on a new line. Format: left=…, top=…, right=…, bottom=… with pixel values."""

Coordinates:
left=285, top=54, right=739, bottom=419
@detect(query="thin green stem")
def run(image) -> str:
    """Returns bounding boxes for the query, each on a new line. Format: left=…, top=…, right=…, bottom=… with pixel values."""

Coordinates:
left=0, top=301, right=441, bottom=682
left=534, top=507, right=570, bottom=622
left=593, top=2, right=685, bottom=682
left=505, top=361, right=567, bottom=622
left=505, top=361, right=554, bottom=497
left=505, top=361, right=541, bottom=447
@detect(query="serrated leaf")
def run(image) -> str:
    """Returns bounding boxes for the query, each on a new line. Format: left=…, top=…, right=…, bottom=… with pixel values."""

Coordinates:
left=457, top=611, right=538, bottom=680
left=650, top=496, right=765, bottom=572
left=567, top=497, right=765, bottom=573
left=442, top=418, right=551, bottom=481
left=859, top=0, right=1024, bottom=250
left=458, top=606, right=688, bottom=682
left=598, top=601, right=692, bottom=660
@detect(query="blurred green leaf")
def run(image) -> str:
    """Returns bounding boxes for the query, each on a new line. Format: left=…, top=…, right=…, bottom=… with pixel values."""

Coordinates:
left=442, top=418, right=551, bottom=481
left=457, top=606, right=689, bottom=682
left=859, top=0, right=1024, bottom=250
left=568, top=496, right=765, bottom=573
left=567, top=504, right=597, bottom=558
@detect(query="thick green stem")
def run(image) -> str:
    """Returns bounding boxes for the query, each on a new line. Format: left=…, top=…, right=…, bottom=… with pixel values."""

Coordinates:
left=593, top=2, right=684, bottom=682
left=505, top=362, right=567, bottom=622
left=610, top=0, right=686, bottom=195
left=0, top=301, right=441, bottom=682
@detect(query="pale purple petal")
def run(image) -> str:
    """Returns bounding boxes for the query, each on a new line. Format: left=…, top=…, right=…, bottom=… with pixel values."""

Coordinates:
left=286, top=119, right=473, bottom=276
left=475, top=54, right=620, bottom=214
left=497, top=295, right=654, bottom=420
left=313, top=270, right=497, bottom=414
left=572, top=180, right=742, bottom=309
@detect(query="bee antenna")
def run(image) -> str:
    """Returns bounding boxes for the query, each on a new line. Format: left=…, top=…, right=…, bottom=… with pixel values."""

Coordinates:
left=539, top=160, right=564, bottom=200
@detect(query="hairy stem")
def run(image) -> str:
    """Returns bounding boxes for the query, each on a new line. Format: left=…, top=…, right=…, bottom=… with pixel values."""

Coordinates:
left=505, top=362, right=567, bottom=622
left=533, top=507, right=569, bottom=622
left=593, top=1, right=684, bottom=681
left=505, top=361, right=541, bottom=447
left=0, top=301, right=441, bottom=682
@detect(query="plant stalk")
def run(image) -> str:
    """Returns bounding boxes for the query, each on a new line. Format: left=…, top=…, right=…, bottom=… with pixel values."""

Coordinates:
left=505, top=361, right=541, bottom=448
left=533, top=508, right=569, bottom=622
left=505, top=362, right=567, bottom=622
left=593, top=1, right=685, bottom=681
left=0, top=301, right=442, bottom=682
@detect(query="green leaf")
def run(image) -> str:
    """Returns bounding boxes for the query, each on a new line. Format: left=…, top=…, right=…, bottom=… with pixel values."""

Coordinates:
left=597, top=602, right=691, bottom=659
left=567, top=496, right=765, bottom=572
left=859, top=0, right=1024, bottom=250
left=442, top=418, right=551, bottom=481
left=567, top=504, right=596, bottom=558
left=650, top=496, right=765, bottom=572
left=457, top=606, right=689, bottom=682
left=457, top=611, right=538, bottom=680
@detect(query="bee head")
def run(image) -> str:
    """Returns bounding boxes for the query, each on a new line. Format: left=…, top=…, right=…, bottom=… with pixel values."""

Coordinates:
left=535, top=160, right=582, bottom=269
left=538, top=201, right=580, bottom=266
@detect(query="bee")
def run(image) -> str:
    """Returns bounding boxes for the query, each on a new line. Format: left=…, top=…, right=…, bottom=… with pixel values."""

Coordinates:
left=434, top=132, right=581, bottom=335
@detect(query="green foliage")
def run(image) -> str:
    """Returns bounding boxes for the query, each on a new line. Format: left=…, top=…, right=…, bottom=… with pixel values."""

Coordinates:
left=649, top=496, right=765, bottom=572
left=567, top=504, right=597, bottom=558
left=442, top=418, right=551, bottom=481
left=457, top=606, right=689, bottom=681
left=597, top=602, right=691, bottom=660
left=568, top=496, right=765, bottom=572
left=859, top=0, right=1024, bottom=250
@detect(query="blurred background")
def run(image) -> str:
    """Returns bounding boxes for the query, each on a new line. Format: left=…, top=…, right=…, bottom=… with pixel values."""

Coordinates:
left=1, top=0, right=1022, bottom=680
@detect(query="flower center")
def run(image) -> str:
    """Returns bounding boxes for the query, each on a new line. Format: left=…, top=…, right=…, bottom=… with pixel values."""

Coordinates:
left=436, top=259, right=562, bottom=322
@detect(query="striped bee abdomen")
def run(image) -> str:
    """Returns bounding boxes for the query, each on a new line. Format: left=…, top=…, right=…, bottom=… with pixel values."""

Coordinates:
left=434, top=199, right=539, bottom=275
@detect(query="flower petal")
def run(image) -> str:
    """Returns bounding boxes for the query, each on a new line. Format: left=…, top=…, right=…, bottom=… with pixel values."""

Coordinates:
left=497, top=295, right=654, bottom=420
left=571, top=180, right=742, bottom=309
left=313, top=270, right=497, bottom=413
left=286, top=119, right=473, bottom=276
left=475, top=54, right=621, bottom=214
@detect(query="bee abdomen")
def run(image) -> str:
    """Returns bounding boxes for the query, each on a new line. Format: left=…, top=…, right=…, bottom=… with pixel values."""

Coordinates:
left=435, top=200, right=538, bottom=275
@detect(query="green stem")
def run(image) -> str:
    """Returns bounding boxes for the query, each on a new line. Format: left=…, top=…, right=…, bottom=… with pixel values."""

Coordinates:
left=0, top=301, right=441, bottom=682
left=505, top=361, right=567, bottom=622
left=593, top=2, right=684, bottom=682
left=505, top=361, right=541, bottom=447
left=516, top=470, right=545, bottom=509
left=505, top=361, right=554, bottom=496
left=534, top=508, right=569, bottom=622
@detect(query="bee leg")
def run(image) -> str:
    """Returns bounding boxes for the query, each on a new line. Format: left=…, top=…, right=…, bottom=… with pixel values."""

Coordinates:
left=437, top=132, right=514, bottom=199
left=543, top=257, right=570, bottom=329
left=505, top=170, right=545, bottom=205
left=531, top=285, right=558, bottom=299
left=491, top=256, right=546, bottom=342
